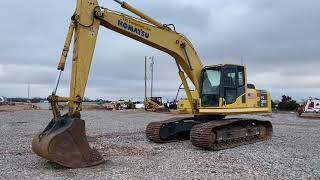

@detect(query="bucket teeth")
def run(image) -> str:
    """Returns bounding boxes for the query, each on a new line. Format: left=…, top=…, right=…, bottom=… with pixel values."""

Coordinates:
left=32, top=117, right=104, bottom=168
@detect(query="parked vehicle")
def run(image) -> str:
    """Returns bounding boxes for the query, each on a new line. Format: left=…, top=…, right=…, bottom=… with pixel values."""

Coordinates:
left=297, top=98, right=320, bottom=116
left=0, top=96, right=7, bottom=105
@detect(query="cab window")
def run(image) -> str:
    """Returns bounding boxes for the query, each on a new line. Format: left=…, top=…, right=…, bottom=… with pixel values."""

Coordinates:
left=202, top=70, right=221, bottom=94
left=201, top=68, right=221, bottom=107
left=238, top=71, right=244, bottom=86
left=224, top=69, right=236, bottom=87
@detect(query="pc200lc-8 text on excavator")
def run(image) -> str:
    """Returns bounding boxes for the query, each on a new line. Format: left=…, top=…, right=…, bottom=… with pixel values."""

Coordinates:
left=32, top=0, right=273, bottom=168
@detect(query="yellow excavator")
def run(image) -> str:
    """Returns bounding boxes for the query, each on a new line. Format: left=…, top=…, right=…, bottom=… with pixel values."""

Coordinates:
left=144, top=97, right=169, bottom=112
left=32, top=0, right=273, bottom=168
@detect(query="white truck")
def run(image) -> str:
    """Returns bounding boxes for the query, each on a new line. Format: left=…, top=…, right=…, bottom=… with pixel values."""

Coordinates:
left=298, top=98, right=320, bottom=116
left=304, top=98, right=320, bottom=113
left=0, top=96, right=7, bottom=105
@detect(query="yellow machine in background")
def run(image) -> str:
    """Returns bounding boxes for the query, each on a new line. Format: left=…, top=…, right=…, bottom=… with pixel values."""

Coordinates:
left=32, top=0, right=272, bottom=168
left=144, top=97, right=169, bottom=112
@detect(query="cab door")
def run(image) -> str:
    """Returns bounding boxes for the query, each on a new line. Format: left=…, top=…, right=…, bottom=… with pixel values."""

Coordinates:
left=222, top=66, right=238, bottom=105
left=200, top=65, right=246, bottom=107
left=222, top=65, right=246, bottom=105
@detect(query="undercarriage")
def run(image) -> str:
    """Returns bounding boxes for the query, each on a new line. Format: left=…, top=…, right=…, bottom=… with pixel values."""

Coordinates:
left=146, top=116, right=273, bottom=150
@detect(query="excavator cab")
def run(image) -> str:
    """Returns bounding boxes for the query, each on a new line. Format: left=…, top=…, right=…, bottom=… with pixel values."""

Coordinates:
left=178, top=64, right=271, bottom=115
left=201, top=65, right=246, bottom=107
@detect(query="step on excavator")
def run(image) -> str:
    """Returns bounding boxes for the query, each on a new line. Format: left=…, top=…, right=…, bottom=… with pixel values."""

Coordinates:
left=32, top=0, right=273, bottom=168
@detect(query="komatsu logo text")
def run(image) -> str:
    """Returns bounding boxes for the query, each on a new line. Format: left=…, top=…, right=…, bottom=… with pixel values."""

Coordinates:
left=118, top=20, right=150, bottom=39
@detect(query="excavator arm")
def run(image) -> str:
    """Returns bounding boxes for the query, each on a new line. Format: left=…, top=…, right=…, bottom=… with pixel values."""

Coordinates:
left=56, top=0, right=203, bottom=115
left=32, top=0, right=204, bottom=168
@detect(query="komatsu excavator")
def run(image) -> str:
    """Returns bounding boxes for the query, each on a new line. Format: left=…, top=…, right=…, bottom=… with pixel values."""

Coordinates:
left=32, top=0, right=273, bottom=168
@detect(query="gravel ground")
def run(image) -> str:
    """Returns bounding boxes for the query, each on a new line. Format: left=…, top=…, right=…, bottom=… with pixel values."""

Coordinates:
left=0, top=110, right=319, bottom=179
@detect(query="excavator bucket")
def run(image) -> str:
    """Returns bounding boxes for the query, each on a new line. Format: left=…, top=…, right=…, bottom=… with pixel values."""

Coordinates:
left=32, top=116, right=104, bottom=168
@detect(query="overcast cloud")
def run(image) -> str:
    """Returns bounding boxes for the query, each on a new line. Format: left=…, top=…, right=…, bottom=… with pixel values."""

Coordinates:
left=0, top=0, right=319, bottom=101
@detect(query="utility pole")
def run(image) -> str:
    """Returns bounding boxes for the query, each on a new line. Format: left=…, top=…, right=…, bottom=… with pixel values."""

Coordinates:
left=150, top=56, right=154, bottom=97
left=144, top=56, right=147, bottom=110
left=27, top=83, right=30, bottom=99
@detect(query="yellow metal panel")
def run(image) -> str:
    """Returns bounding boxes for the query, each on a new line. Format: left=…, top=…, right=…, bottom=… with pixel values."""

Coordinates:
left=247, top=89, right=258, bottom=108
left=177, top=99, right=193, bottom=114
left=199, top=107, right=270, bottom=115
left=69, top=0, right=101, bottom=112
left=222, top=94, right=247, bottom=109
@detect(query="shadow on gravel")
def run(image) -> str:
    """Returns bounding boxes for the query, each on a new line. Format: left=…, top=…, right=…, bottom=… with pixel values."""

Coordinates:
left=40, top=159, right=112, bottom=170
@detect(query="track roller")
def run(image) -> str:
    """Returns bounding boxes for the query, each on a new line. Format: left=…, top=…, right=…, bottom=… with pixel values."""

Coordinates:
left=190, top=119, right=273, bottom=150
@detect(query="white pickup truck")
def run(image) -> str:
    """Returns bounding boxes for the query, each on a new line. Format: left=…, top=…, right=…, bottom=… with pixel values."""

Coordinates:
left=0, top=96, right=7, bottom=105
left=304, top=99, right=320, bottom=113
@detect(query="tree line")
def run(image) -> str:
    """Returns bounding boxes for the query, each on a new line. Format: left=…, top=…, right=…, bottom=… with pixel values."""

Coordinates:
left=272, top=95, right=300, bottom=111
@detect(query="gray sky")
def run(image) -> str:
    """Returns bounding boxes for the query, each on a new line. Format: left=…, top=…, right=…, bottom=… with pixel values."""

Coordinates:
left=1, top=0, right=319, bottom=101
